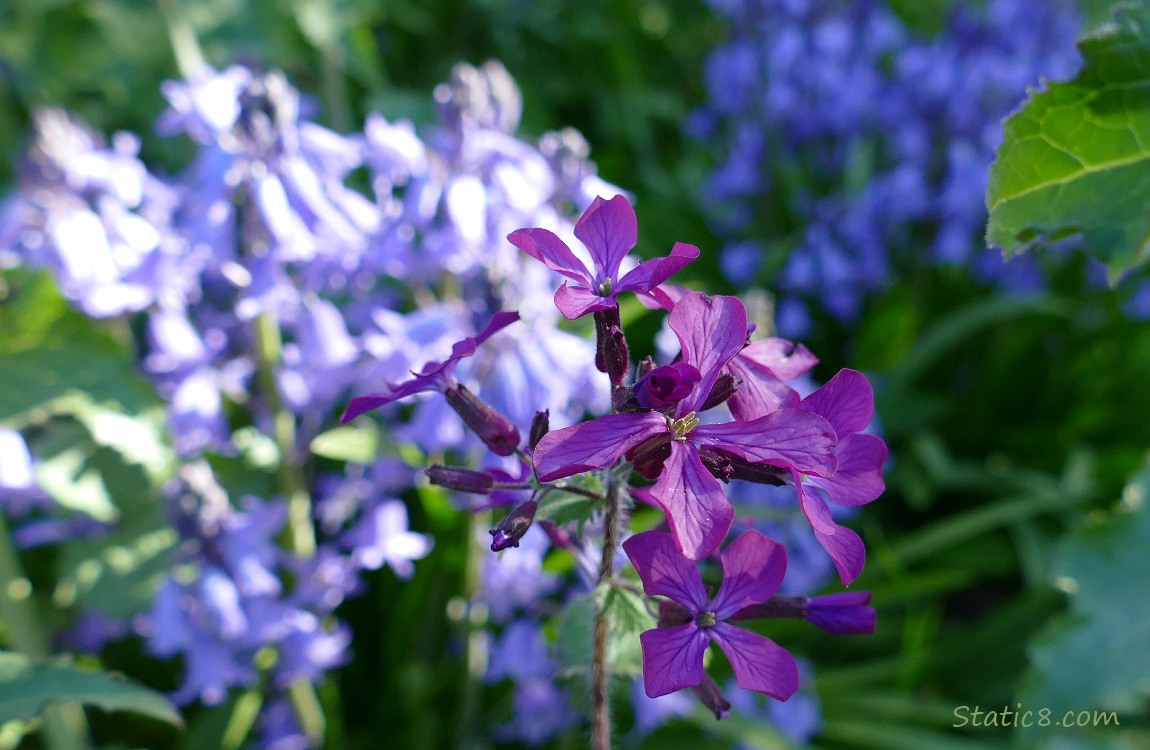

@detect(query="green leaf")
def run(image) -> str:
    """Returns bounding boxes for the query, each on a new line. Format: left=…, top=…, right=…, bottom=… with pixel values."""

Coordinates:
left=1015, top=461, right=1150, bottom=748
left=986, top=1, right=1150, bottom=278
left=535, top=489, right=597, bottom=529
left=0, top=346, right=156, bottom=423
left=602, top=585, right=656, bottom=677
left=0, top=653, right=181, bottom=727
left=309, top=424, right=379, bottom=463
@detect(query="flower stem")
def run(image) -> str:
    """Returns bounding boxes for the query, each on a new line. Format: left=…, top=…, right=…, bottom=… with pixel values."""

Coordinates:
left=254, top=311, right=316, bottom=559
left=591, top=467, right=624, bottom=750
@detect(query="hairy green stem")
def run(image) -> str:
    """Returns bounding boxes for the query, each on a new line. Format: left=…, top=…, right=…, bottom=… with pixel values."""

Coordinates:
left=0, top=514, right=91, bottom=750
left=591, top=468, right=624, bottom=750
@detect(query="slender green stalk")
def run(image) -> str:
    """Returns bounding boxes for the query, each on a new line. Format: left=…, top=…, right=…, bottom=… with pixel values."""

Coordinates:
left=591, top=468, right=624, bottom=750
left=0, top=514, right=91, bottom=750
left=254, top=312, right=317, bottom=559
left=155, top=0, right=205, bottom=78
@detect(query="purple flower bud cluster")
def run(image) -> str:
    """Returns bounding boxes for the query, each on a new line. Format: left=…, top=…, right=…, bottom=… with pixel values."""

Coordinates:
left=691, top=0, right=1081, bottom=333
left=361, top=194, right=885, bottom=738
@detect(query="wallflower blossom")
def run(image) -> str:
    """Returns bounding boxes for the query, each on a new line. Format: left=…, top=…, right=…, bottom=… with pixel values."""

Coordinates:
left=624, top=529, right=798, bottom=700
left=507, top=194, right=699, bottom=319
left=535, top=293, right=837, bottom=559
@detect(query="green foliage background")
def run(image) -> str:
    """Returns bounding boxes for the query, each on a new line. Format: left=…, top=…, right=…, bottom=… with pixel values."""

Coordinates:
left=1, top=0, right=1150, bottom=748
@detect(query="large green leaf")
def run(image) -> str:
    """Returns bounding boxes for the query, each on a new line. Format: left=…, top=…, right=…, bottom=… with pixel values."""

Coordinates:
left=1014, top=462, right=1150, bottom=749
left=986, top=1, right=1150, bottom=279
left=0, top=653, right=181, bottom=727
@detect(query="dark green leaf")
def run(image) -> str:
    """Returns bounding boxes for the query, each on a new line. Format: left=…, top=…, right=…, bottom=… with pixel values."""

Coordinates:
left=0, top=653, right=182, bottom=727
left=986, top=1, right=1150, bottom=278
left=1015, top=462, right=1150, bottom=748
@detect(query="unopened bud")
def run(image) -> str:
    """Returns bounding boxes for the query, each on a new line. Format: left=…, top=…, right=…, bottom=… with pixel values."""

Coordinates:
left=634, top=362, right=701, bottom=409
left=626, top=434, right=672, bottom=481
left=700, top=372, right=739, bottom=412
left=691, top=674, right=731, bottom=720
left=489, top=500, right=538, bottom=551
left=528, top=410, right=550, bottom=452
left=593, top=308, right=630, bottom=385
left=444, top=384, right=521, bottom=456
left=426, top=465, right=494, bottom=494
left=698, top=448, right=786, bottom=486
left=657, top=599, right=693, bottom=628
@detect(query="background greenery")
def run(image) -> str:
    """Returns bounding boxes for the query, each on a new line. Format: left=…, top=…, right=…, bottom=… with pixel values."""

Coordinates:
left=1, top=0, right=1149, bottom=748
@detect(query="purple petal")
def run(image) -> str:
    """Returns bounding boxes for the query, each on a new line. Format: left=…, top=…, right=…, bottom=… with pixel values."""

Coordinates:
left=708, top=622, right=798, bottom=701
left=573, top=194, right=637, bottom=280
left=533, top=411, right=667, bottom=481
left=801, top=369, right=874, bottom=437
left=725, top=357, right=801, bottom=421
left=623, top=530, right=709, bottom=613
left=808, top=434, right=887, bottom=507
left=554, top=283, right=614, bottom=320
left=669, top=293, right=748, bottom=414
left=796, top=480, right=866, bottom=585
left=507, top=227, right=593, bottom=285
left=473, top=310, right=522, bottom=346
left=710, top=531, right=787, bottom=620
left=691, top=409, right=837, bottom=477
left=617, top=242, right=701, bottom=293
left=649, top=442, right=735, bottom=560
left=804, top=592, right=875, bottom=635
left=739, top=338, right=818, bottom=382
left=639, top=623, right=709, bottom=698
left=340, top=377, right=438, bottom=422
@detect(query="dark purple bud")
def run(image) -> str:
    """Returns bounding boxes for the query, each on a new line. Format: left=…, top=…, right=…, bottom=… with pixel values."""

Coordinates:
left=611, top=384, right=639, bottom=413
left=444, top=385, right=521, bottom=456
left=691, top=674, right=731, bottom=720
left=426, top=465, right=494, bottom=494
left=697, top=449, right=734, bottom=483
left=728, top=595, right=806, bottom=622
left=626, top=434, right=672, bottom=481
left=700, top=372, right=739, bottom=412
left=489, top=500, right=538, bottom=551
left=636, top=356, right=657, bottom=379
left=528, top=410, right=550, bottom=452
left=697, top=448, right=786, bottom=486
left=657, top=599, right=693, bottom=628
left=804, top=591, right=875, bottom=635
left=593, top=308, right=629, bottom=385
left=634, top=362, right=702, bottom=409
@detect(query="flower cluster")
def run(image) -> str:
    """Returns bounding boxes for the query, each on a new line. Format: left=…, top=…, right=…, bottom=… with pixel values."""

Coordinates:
left=691, top=0, right=1081, bottom=333
left=373, top=192, right=885, bottom=736
left=1, top=59, right=618, bottom=747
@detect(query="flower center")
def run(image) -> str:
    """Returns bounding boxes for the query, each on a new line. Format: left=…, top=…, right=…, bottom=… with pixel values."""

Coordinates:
left=597, top=277, right=613, bottom=297
left=669, top=412, right=700, bottom=441
left=695, top=611, right=717, bottom=629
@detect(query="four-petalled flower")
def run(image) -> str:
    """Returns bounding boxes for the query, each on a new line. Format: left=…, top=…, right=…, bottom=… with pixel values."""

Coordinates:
left=624, top=529, right=799, bottom=701
left=507, top=194, right=699, bottom=319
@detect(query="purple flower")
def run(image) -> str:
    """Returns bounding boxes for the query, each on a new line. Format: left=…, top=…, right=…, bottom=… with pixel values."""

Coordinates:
left=790, top=369, right=888, bottom=584
left=343, top=499, right=433, bottom=578
left=803, top=592, right=876, bottom=635
left=725, top=338, right=819, bottom=421
left=534, top=293, right=837, bottom=559
left=508, top=194, right=699, bottom=319
left=623, top=529, right=799, bottom=701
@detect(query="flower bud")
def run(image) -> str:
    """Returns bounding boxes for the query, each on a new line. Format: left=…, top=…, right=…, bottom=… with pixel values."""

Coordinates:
left=426, top=465, right=494, bottom=494
left=593, top=308, right=629, bottom=385
left=700, top=372, right=739, bottom=411
left=626, top=434, right=671, bottom=481
left=634, top=362, right=701, bottom=409
left=444, top=384, right=521, bottom=456
left=489, top=500, right=538, bottom=551
left=697, top=447, right=786, bottom=485
left=528, top=410, right=550, bottom=452
left=691, top=674, right=731, bottom=720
